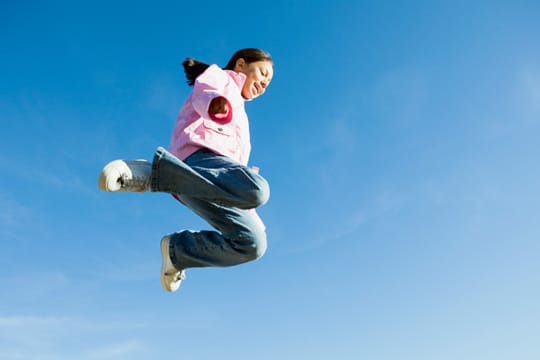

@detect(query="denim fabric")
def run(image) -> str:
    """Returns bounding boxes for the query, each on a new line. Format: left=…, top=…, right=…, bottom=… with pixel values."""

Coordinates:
left=151, top=147, right=270, bottom=269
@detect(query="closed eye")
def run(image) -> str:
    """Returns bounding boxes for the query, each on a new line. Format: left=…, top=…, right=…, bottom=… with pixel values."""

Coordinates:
left=259, top=66, right=272, bottom=83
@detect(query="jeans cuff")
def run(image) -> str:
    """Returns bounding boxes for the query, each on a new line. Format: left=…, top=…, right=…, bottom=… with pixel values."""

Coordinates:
left=169, top=239, right=182, bottom=270
left=151, top=146, right=166, bottom=191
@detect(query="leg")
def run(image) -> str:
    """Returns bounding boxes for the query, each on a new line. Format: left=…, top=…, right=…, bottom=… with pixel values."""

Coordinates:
left=152, top=147, right=269, bottom=268
left=99, top=147, right=270, bottom=291
left=166, top=195, right=267, bottom=269
left=151, top=147, right=269, bottom=209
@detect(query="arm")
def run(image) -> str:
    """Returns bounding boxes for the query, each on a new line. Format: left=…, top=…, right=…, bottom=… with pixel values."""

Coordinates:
left=208, top=96, right=233, bottom=124
left=191, top=65, right=233, bottom=124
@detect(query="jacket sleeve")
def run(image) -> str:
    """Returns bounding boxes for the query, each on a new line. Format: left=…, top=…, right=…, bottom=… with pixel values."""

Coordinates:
left=191, top=65, right=233, bottom=124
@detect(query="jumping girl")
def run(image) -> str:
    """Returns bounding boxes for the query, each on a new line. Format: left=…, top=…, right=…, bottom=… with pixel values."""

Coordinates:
left=98, top=48, right=274, bottom=293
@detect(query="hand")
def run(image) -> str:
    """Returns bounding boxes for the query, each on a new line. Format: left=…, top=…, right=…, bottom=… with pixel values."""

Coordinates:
left=208, top=96, right=229, bottom=115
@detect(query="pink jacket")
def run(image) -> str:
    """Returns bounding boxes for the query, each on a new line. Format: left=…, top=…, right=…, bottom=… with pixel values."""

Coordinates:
left=168, top=65, right=251, bottom=165
left=168, top=65, right=266, bottom=230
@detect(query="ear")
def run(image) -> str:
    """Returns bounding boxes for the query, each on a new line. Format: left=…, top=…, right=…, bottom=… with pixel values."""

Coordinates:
left=233, top=58, right=246, bottom=72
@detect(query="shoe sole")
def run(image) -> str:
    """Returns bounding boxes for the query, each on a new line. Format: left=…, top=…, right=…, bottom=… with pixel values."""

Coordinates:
left=160, top=236, right=181, bottom=292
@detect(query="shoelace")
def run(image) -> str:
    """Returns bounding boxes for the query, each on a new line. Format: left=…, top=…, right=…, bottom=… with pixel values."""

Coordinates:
left=120, top=173, right=150, bottom=191
left=175, top=271, right=186, bottom=281
left=165, top=270, right=185, bottom=282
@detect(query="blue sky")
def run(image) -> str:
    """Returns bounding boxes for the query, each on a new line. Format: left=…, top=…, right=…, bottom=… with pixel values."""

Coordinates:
left=1, top=0, right=540, bottom=359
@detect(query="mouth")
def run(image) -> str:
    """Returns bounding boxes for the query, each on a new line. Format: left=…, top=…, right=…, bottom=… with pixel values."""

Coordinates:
left=253, top=83, right=262, bottom=96
left=243, top=82, right=262, bottom=100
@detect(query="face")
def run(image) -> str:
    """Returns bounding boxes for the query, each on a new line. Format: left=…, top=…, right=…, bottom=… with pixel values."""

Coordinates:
left=234, top=59, right=274, bottom=100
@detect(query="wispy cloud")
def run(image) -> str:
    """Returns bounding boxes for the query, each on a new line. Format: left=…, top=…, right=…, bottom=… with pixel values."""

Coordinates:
left=81, top=340, right=145, bottom=359
left=283, top=68, right=428, bottom=253
left=0, top=271, right=70, bottom=302
left=0, top=92, right=110, bottom=199
left=145, top=75, right=183, bottom=118
left=282, top=188, right=405, bottom=253
left=0, top=308, right=220, bottom=360
left=517, top=66, right=540, bottom=118
left=0, top=315, right=73, bottom=358
left=0, top=314, right=148, bottom=360
left=0, top=198, right=31, bottom=228
left=0, top=194, right=34, bottom=241
left=0, top=151, right=94, bottom=194
left=368, top=67, right=429, bottom=126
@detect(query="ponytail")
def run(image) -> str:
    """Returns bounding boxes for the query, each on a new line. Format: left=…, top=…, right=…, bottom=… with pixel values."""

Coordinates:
left=182, top=58, right=210, bottom=86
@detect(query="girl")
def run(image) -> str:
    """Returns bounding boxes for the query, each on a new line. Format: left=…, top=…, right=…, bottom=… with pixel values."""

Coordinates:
left=98, top=48, right=274, bottom=293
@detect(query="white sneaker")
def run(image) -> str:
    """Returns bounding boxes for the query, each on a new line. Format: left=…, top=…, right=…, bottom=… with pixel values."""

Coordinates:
left=98, top=160, right=152, bottom=192
left=160, top=235, right=185, bottom=292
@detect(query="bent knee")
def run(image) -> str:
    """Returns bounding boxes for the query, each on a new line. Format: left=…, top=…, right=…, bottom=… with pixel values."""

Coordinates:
left=248, top=177, right=270, bottom=208
left=234, top=230, right=267, bottom=262
left=252, top=233, right=267, bottom=259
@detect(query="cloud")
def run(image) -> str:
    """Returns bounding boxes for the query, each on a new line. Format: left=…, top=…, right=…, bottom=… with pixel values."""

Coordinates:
left=0, top=198, right=30, bottom=228
left=82, top=340, right=144, bottom=359
left=517, top=66, right=540, bottom=118
left=323, top=115, right=360, bottom=156
left=0, top=315, right=72, bottom=357
left=0, top=194, right=34, bottom=241
left=0, top=314, right=148, bottom=360
left=368, top=67, right=429, bottom=127
left=0, top=308, right=221, bottom=360
left=284, top=67, right=427, bottom=253
left=282, top=188, right=405, bottom=254
left=145, top=75, right=183, bottom=118
left=92, top=260, right=157, bottom=282
left=0, top=271, right=70, bottom=302
left=0, top=92, right=110, bottom=199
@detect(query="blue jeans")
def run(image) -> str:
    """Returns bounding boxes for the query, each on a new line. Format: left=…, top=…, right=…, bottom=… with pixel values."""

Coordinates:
left=150, top=147, right=270, bottom=269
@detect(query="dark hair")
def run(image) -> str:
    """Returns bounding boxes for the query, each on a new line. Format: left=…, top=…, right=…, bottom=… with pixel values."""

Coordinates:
left=182, top=48, right=273, bottom=86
